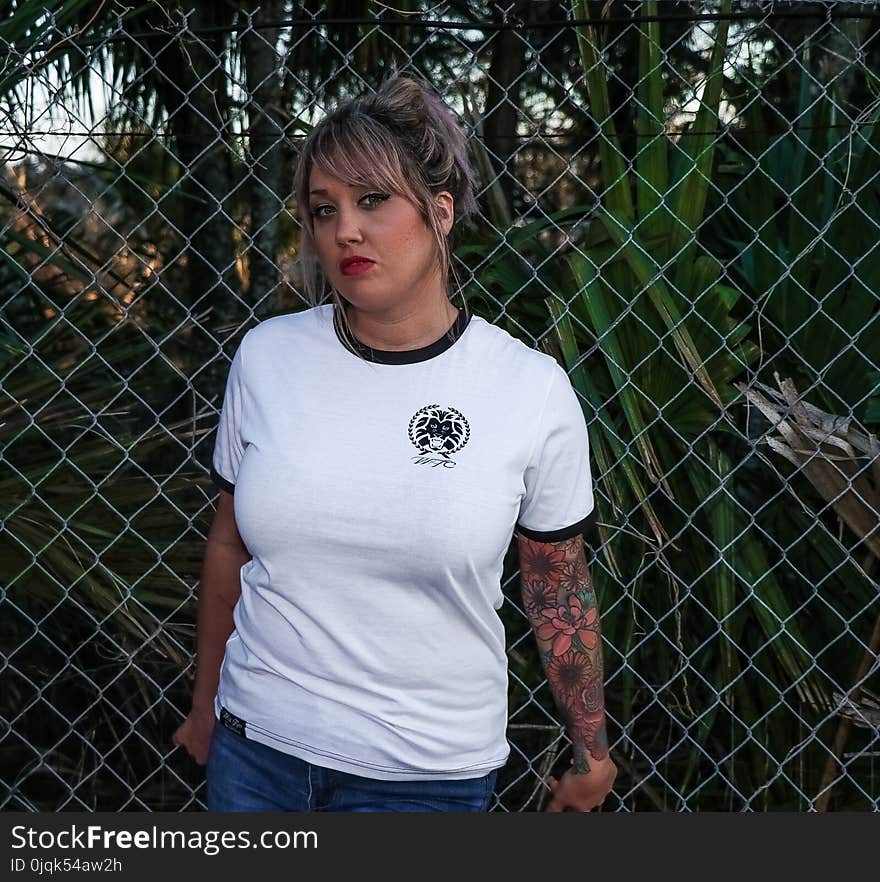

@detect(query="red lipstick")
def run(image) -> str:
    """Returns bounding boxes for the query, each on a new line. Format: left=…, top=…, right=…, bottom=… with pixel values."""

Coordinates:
left=340, top=256, right=375, bottom=275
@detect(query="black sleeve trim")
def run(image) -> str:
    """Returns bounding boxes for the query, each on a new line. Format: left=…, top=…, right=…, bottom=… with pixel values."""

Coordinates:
left=515, top=508, right=596, bottom=542
left=210, top=464, right=235, bottom=495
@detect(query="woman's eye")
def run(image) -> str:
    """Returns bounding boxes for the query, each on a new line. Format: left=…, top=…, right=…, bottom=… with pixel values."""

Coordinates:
left=311, top=192, right=388, bottom=218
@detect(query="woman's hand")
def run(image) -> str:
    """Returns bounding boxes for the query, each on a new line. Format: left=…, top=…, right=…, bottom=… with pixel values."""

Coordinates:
left=544, top=755, right=617, bottom=812
left=172, top=707, right=216, bottom=766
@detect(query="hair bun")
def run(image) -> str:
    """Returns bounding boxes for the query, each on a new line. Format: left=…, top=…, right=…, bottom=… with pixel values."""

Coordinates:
left=368, top=70, right=478, bottom=222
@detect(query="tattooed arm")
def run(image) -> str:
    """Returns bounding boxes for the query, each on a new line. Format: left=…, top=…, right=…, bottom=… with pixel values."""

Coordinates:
left=516, top=531, right=610, bottom=776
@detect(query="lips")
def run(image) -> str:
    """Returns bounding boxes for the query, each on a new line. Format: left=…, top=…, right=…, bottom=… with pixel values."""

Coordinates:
left=340, top=257, right=374, bottom=270
left=340, top=257, right=376, bottom=276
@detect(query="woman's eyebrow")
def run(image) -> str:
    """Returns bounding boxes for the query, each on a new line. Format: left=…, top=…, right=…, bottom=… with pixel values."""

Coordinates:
left=308, top=184, right=360, bottom=196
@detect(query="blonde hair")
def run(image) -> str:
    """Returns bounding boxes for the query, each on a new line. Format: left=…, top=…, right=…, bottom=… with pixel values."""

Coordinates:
left=292, top=68, right=479, bottom=358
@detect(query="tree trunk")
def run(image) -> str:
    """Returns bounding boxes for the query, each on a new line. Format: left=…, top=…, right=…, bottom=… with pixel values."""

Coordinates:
left=242, top=0, right=285, bottom=315
left=168, top=3, right=240, bottom=326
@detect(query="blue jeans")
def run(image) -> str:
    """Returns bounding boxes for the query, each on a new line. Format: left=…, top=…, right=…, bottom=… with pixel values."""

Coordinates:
left=206, top=718, right=498, bottom=812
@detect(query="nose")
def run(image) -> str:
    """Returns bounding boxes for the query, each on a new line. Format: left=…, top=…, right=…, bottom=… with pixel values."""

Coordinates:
left=332, top=208, right=364, bottom=247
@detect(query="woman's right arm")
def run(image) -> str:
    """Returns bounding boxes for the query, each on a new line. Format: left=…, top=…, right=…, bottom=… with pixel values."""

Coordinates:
left=173, top=489, right=251, bottom=764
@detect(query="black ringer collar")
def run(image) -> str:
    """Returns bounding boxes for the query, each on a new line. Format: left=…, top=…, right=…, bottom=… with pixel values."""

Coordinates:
left=340, top=308, right=472, bottom=365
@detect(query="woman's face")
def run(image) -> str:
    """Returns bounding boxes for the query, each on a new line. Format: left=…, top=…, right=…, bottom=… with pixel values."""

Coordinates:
left=307, top=165, right=453, bottom=311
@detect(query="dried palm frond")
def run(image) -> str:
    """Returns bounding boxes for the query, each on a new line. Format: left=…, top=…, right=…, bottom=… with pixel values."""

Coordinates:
left=735, top=372, right=880, bottom=559
left=736, top=373, right=880, bottom=810
left=832, top=688, right=880, bottom=731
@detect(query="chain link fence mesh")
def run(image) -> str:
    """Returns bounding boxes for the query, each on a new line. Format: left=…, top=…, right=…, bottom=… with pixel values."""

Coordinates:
left=1, top=0, right=879, bottom=811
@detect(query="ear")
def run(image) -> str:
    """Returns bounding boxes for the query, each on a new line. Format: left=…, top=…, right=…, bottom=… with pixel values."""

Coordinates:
left=435, top=190, right=455, bottom=235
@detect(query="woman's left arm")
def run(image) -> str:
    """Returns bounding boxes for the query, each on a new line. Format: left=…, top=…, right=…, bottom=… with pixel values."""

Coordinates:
left=516, top=531, right=617, bottom=811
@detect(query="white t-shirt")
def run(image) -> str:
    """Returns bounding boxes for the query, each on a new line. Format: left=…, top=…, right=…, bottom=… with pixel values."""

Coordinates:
left=210, top=303, right=595, bottom=780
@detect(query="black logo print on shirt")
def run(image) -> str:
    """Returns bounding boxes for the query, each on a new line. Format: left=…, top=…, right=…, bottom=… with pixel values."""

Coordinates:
left=408, top=404, right=470, bottom=468
left=219, top=706, right=247, bottom=737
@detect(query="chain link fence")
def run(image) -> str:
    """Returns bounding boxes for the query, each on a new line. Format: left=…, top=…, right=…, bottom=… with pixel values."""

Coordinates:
left=1, top=0, right=879, bottom=812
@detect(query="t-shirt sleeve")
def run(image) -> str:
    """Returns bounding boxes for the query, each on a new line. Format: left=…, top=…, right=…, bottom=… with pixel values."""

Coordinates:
left=210, top=338, right=247, bottom=494
left=515, top=361, right=596, bottom=542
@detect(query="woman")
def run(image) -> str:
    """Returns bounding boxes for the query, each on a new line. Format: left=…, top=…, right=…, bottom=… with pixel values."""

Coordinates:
left=172, top=71, right=616, bottom=812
